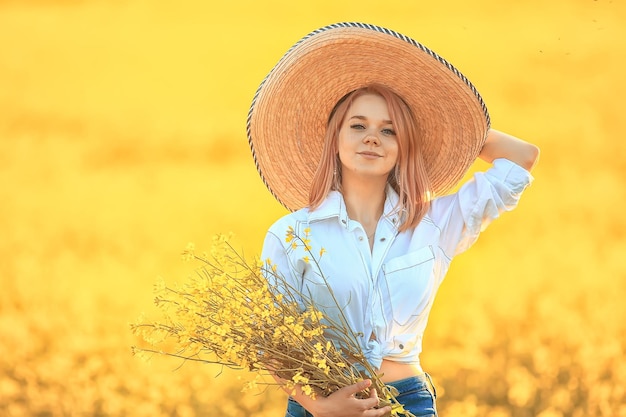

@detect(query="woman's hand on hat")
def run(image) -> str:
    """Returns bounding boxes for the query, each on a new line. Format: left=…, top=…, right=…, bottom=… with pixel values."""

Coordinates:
left=298, top=379, right=392, bottom=417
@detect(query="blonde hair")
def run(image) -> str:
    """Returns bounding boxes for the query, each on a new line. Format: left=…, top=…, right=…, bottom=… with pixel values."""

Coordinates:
left=308, top=84, right=432, bottom=232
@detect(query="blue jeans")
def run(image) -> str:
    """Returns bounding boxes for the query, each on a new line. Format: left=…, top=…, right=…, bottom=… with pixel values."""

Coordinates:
left=284, top=373, right=437, bottom=417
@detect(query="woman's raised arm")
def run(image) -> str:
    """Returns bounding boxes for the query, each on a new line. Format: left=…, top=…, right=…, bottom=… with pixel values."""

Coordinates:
left=479, top=129, right=540, bottom=171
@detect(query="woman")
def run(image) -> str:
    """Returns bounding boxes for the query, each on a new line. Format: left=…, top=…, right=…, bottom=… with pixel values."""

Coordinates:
left=248, top=23, right=539, bottom=417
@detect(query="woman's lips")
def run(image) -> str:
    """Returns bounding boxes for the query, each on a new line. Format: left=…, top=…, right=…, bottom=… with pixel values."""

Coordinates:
left=358, top=151, right=382, bottom=159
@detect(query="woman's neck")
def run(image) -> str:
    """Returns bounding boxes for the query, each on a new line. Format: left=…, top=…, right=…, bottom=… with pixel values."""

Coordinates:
left=341, top=178, right=387, bottom=229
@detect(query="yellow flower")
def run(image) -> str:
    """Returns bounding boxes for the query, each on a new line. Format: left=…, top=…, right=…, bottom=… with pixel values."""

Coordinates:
left=292, top=323, right=304, bottom=336
left=311, top=310, right=323, bottom=322
left=292, top=371, right=309, bottom=385
left=242, top=377, right=259, bottom=392
left=285, top=225, right=295, bottom=243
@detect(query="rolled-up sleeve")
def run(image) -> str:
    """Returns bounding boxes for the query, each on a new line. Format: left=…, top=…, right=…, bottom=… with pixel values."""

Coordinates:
left=430, top=158, right=535, bottom=258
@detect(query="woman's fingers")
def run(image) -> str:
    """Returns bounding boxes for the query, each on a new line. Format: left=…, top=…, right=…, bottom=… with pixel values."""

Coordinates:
left=339, top=379, right=372, bottom=397
left=369, top=387, right=380, bottom=406
left=364, top=405, right=392, bottom=417
left=326, top=379, right=391, bottom=416
left=366, top=385, right=391, bottom=416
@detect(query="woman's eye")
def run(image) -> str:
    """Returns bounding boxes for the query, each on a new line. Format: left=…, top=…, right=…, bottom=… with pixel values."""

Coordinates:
left=382, top=128, right=396, bottom=136
left=350, top=124, right=365, bottom=130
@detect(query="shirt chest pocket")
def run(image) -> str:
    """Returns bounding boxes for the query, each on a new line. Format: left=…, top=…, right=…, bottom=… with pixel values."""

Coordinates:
left=382, top=246, right=436, bottom=326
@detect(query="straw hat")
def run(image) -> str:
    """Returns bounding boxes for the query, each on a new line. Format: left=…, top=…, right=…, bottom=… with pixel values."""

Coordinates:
left=247, top=22, right=490, bottom=211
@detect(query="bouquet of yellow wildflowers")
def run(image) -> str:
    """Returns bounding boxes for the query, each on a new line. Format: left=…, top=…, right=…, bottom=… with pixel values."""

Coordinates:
left=131, top=229, right=415, bottom=417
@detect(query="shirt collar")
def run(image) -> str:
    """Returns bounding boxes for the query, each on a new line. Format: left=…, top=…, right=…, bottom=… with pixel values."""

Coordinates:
left=308, top=186, right=404, bottom=231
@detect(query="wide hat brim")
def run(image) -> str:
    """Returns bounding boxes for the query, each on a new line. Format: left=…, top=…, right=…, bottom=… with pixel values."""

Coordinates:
left=247, top=22, right=490, bottom=211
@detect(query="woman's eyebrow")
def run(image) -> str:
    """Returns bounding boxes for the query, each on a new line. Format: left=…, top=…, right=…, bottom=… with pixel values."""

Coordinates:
left=348, top=115, right=393, bottom=124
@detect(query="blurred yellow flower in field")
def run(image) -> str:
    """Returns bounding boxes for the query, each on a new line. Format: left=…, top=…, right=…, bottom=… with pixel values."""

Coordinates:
left=506, top=365, right=537, bottom=408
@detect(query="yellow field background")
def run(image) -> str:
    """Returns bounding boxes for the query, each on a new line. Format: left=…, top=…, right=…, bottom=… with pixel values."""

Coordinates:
left=1, top=0, right=625, bottom=416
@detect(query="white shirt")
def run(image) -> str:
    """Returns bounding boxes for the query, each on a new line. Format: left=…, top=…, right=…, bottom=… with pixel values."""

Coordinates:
left=261, top=158, right=534, bottom=370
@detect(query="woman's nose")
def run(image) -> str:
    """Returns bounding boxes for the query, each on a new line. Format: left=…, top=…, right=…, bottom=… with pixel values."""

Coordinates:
left=363, top=132, right=380, bottom=145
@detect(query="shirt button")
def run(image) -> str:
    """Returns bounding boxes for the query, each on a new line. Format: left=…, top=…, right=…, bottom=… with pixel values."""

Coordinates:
left=399, top=344, right=404, bottom=350
left=380, top=237, right=386, bottom=242
left=358, top=236, right=364, bottom=241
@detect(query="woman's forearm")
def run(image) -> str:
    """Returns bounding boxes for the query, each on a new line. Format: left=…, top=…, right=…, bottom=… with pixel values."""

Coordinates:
left=479, top=129, right=540, bottom=171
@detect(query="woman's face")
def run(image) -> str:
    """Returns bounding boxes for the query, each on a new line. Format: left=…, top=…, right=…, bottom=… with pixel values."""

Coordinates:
left=337, top=93, right=399, bottom=182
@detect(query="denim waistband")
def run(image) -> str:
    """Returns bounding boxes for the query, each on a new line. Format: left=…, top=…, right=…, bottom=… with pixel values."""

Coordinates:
left=386, top=373, right=437, bottom=398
